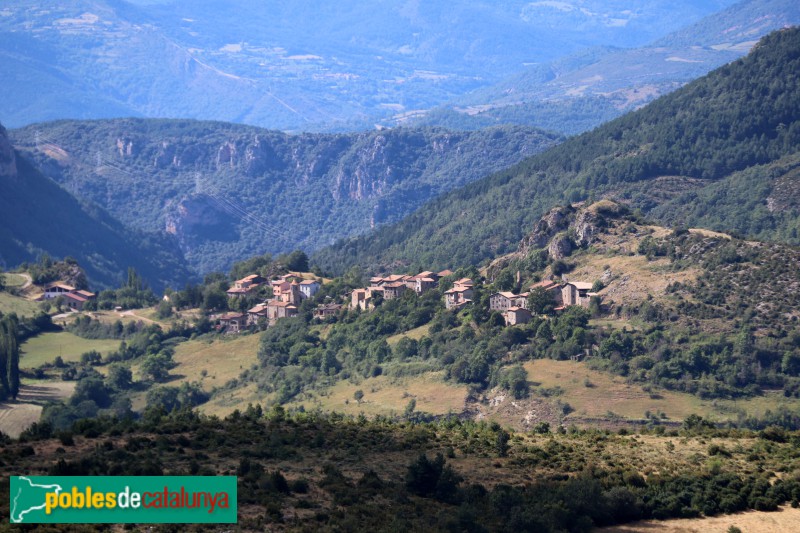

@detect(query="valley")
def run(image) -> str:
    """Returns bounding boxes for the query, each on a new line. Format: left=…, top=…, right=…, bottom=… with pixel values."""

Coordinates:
left=9, top=120, right=560, bottom=277
left=1, top=5, right=800, bottom=531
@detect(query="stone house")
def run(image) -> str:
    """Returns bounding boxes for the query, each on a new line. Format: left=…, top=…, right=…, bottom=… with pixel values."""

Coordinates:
left=489, top=291, right=518, bottom=312
left=218, top=312, right=247, bottom=334
left=247, top=303, right=270, bottom=326
left=444, top=278, right=474, bottom=310
left=299, top=279, right=320, bottom=299
left=504, top=306, right=532, bottom=326
left=529, top=279, right=564, bottom=309
left=314, top=303, right=343, bottom=319
left=273, top=280, right=302, bottom=305
left=266, top=300, right=298, bottom=325
left=350, top=288, right=372, bottom=310
left=43, top=282, right=76, bottom=299
left=42, top=282, right=96, bottom=310
left=561, top=281, right=596, bottom=308
left=381, top=281, right=408, bottom=300
left=227, top=274, right=265, bottom=298
left=63, top=291, right=95, bottom=311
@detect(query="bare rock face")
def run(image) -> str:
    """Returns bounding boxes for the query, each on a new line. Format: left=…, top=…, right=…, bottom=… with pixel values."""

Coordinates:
left=243, top=135, right=283, bottom=176
left=116, top=137, right=135, bottom=158
left=518, top=205, right=574, bottom=254
left=164, top=194, right=237, bottom=250
left=548, top=233, right=573, bottom=260
left=512, top=199, right=631, bottom=264
left=333, top=134, right=395, bottom=201
left=573, top=210, right=600, bottom=248
left=0, top=123, right=18, bottom=178
left=217, top=142, right=237, bottom=169
left=574, top=200, right=629, bottom=247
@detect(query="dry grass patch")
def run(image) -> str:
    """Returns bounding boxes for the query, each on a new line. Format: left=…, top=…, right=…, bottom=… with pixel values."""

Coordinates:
left=689, top=227, right=733, bottom=240
left=386, top=324, right=431, bottom=346
left=712, top=392, right=800, bottom=421
left=168, top=335, right=260, bottom=390
left=524, top=359, right=704, bottom=421
left=3, top=273, right=28, bottom=288
left=296, top=371, right=466, bottom=417
left=200, top=384, right=272, bottom=418
left=602, top=505, right=800, bottom=532
left=570, top=253, right=699, bottom=307
left=524, top=360, right=800, bottom=424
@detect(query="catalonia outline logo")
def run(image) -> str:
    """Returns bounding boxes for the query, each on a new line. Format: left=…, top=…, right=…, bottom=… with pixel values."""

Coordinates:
left=9, top=476, right=237, bottom=524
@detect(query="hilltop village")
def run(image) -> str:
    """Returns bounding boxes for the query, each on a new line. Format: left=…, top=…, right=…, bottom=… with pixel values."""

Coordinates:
left=212, top=269, right=599, bottom=334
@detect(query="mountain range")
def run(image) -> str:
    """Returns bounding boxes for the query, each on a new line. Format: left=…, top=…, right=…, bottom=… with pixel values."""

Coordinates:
left=9, top=120, right=560, bottom=277
left=0, top=122, right=189, bottom=290
left=405, top=0, right=800, bottom=135
left=313, top=27, right=800, bottom=275
left=0, top=0, right=736, bottom=131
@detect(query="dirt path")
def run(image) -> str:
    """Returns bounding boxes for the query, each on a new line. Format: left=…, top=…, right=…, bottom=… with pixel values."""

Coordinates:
left=119, top=310, right=158, bottom=324
left=18, top=272, right=32, bottom=290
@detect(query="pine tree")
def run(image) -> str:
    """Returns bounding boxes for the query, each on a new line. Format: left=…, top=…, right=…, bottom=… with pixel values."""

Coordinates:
left=0, top=317, right=15, bottom=399
left=7, top=326, right=19, bottom=400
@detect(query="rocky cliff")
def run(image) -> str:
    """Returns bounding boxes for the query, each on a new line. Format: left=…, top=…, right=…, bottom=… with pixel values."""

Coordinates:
left=10, top=119, right=561, bottom=274
left=488, top=200, right=635, bottom=279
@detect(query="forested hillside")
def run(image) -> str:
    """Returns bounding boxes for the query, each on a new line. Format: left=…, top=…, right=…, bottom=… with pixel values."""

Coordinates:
left=314, top=28, right=800, bottom=275
left=5, top=408, right=800, bottom=531
left=0, top=123, right=189, bottom=291
left=10, top=121, right=560, bottom=275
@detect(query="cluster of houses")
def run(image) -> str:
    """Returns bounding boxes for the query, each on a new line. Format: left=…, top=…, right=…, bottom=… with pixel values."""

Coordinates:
left=350, top=270, right=454, bottom=311
left=38, top=268, right=598, bottom=335
left=348, top=270, right=599, bottom=326
left=216, top=273, right=331, bottom=333
left=489, top=279, right=598, bottom=325
left=214, top=269, right=599, bottom=334
left=41, top=282, right=96, bottom=311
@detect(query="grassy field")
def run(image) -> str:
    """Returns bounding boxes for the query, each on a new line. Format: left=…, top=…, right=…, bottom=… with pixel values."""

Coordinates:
left=20, top=332, right=121, bottom=368
left=0, top=292, right=41, bottom=317
left=292, top=371, right=467, bottom=417
left=524, top=359, right=800, bottom=423
left=3, top=273, right=28, bottom=288
left=386, top=324, right=431, bottom=346
left=200, top=383, right=271, bottom=418
left=166, top=334, right=261, bottom=390
left=127, top=334, right=261, bottom=414
left=0, top=379, right=75, bottom=438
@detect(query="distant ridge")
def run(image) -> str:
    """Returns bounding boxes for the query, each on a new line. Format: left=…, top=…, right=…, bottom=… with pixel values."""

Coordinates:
left=313, top=28, right=800, bottom=275
left=10, top=120, right=560, bottom=275
left=0, top=122, right=189, bottom=290
left=407, top=0, right=800, bottom=135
